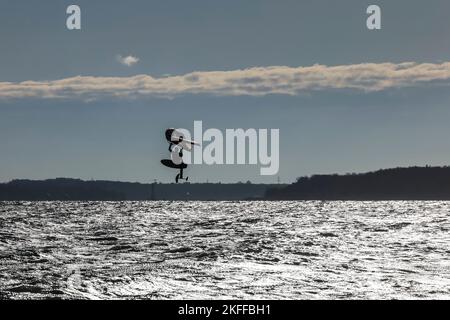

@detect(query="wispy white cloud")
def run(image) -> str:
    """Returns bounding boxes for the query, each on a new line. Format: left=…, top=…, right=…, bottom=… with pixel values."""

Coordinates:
left=117, top=55, right=139, bottom=67
left=1, top=62, right=450, bottom=100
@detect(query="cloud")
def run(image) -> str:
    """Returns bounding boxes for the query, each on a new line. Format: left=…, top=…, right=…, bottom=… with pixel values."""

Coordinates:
left=1, top=61, right=450, bottom=100
left=117, top=55, right=139, bottom=67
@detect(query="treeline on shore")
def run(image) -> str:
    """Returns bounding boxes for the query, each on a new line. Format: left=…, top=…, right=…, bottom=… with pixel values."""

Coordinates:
left=265, top=166, right=450, bottom=200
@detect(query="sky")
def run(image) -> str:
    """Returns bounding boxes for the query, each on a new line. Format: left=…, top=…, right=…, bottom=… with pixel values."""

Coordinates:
left=1, top=0, right=450, bottom=183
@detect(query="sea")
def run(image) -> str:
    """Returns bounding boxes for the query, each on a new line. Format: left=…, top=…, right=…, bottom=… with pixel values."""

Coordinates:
left=0, top=201, right=449, bottom=299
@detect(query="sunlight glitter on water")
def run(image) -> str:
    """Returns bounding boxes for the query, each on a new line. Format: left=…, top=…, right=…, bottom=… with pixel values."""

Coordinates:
left=0, top=201, right=449, bottom=299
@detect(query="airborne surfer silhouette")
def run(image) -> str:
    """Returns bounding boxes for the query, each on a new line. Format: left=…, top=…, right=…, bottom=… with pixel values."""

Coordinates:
left=161, top=128, right=198, bottom=183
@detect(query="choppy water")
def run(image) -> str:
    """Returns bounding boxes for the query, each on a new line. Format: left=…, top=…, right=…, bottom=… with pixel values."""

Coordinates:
left=0, top=201, right=449, bottom=299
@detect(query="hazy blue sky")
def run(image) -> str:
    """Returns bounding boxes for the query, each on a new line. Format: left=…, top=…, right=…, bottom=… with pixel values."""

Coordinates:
left=1, top=0, right=450, bottom=183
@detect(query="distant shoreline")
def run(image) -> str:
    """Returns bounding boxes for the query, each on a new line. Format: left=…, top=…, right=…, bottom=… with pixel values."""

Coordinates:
left=2, top=166, right=450, bottom=201
left=0, top=179, right=284, bottom=201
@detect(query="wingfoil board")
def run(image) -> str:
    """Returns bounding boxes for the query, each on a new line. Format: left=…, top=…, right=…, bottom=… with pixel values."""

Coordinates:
left=161, top=159, right=187, bottom=169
